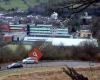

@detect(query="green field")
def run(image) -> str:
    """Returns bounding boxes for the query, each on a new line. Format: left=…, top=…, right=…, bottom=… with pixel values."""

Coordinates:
left=5, top=44, right=32, bottom=51
left=0, top=0, right=48, bottom=10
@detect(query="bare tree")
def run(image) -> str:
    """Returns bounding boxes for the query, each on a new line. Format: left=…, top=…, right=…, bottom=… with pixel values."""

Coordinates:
left=47, top=0, right=100, bottom=16
left=63, top=67, right=88, bottom=80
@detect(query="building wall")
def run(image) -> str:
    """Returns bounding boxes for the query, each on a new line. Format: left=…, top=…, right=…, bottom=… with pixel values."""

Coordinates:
left=3, top=36, right=12, bottom=43
left=24, top=37, right=98, bottom=47
left=11, top=32, right=27, bottom=41
left=29, top=25, right=69, bottom=37
left=78, top=30, right=92, bottom=38
left=0, top=24, right=10, bottom=32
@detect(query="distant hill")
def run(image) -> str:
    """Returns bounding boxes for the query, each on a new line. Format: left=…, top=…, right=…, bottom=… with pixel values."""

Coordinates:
left=0, top=0, right=48, bottom=10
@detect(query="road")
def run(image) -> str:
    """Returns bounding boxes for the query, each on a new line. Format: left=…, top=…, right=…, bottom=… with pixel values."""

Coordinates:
left=23, top=61, right=100, bottom=68
left=0, top=61, right=100, bottom=70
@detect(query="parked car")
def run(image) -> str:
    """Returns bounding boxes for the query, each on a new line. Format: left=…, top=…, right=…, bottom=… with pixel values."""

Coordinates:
left=7, top=62, right=23, bottom=69
left=22, top=57, right=38, bottom=64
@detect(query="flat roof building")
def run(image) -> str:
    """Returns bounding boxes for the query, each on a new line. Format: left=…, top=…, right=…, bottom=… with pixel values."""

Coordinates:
left=28, top=24, right=69, bottom=38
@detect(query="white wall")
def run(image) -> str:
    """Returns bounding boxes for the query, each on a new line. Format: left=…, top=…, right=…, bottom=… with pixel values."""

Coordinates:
left=24, top=37, right=98, bottom=47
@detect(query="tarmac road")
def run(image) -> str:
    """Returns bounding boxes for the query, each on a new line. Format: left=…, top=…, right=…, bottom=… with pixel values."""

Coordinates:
left=0, top=60, right=100, bottom=70
left=23, top=61, right=100, bottom=68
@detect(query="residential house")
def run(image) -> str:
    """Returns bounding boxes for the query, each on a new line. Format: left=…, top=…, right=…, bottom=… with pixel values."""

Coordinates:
left=77, top=30, right=92, bottom=38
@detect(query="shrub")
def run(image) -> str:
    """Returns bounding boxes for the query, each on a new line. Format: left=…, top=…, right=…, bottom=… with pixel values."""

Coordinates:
left=0, top=41, right=100, bottom=64
left=0, top=44, right=28, bottom=63
left=15, top=44, right=28, bottom=61
left=72, top=42, right=100, bottom=61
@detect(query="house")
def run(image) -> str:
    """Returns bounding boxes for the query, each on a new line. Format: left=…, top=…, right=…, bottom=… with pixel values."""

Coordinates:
left=80, top=12, right=92, bottom=25
left=9, top=24, right=26, bottom=42
left=0, top=24, right=10, bottom=32
left=0, top=24, right=27, bottom=42
left=78, top=30, right=92, bottom=38
left=3, top=35, right=12, bottom=43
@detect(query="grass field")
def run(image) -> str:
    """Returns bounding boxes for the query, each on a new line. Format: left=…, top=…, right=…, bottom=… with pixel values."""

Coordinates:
left=0, top=0, right=48, bottom=10
left=6, top=44, right=32, bottom=51
left=0, top=66, right=100, bottom=80
left=0, top=67, right=62, bottom=80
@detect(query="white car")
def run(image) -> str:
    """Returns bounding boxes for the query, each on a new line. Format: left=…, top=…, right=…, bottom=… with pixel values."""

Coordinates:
left=22, top=57, right=38, bottom=64
left=7, top=62, right=23, bottom=69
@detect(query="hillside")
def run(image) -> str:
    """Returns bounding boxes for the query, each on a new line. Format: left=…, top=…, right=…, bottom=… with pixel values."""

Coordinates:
left=0, top=0, right=48, bottom=10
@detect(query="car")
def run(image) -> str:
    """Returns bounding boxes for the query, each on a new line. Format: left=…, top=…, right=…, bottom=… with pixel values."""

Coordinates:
left=7, top=62, right=23, bottom=69
left=22, top=57, right=38, bottom=64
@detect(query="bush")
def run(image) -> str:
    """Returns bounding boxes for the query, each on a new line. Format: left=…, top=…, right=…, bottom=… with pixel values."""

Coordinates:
left=0, top=46, right=15, bottom=63
left=32, top=41, right=100, bottom=61
left=15, top=44, right=28, bottom=61
left=0, top=44, right=28, bottom=63
left=39, top=44, right=74, bottom=60
left=0, top=41, right=100, bottom=64
left=72, top=42, right=100, bottom=61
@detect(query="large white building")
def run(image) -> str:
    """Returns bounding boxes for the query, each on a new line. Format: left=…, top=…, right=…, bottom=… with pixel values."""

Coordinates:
left=24, top=24, right=98, bottom=47
left=29, top=24, right=69, bottom=38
